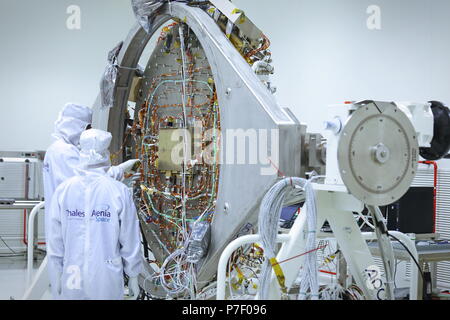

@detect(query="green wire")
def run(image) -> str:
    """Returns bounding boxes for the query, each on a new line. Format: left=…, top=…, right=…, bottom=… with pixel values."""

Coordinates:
left=144, top=191, right=197, bottom=224
left=141, top=78, right=219, bottom=224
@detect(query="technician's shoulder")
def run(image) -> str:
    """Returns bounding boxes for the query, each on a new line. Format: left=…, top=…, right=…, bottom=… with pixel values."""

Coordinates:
left=54, top=175, right=81, bottom=192
left=116, top=178, right=133, bottom=195
left=51, top=175, right=82, bottom=203
left=45, top=140, right=78, bottom=162
left=103, top=176, right=133, bottom=198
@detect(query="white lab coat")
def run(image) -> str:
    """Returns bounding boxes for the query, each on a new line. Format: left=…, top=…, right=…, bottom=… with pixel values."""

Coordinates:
left=43, top=118, right=123, bottom=241
left=47, top=168, right=142, bottom=300
left=43, top=140, right=80, bottom=237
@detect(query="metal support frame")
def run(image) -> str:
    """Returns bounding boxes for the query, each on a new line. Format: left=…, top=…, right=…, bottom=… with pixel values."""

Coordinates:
left=266, top=187, right=385, bottom=300
left=362, top=231, right=419, bottom=300
left=93, top=2, right=303, bottom=287
left=336, top=246, right=347, bottom=288
left=0, top=201, right=43, bottom=256
left=216, top=184, right=421, bottom=301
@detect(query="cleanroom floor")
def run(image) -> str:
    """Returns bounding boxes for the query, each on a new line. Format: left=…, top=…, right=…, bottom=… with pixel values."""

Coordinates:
left=0, top=255, right=51, bottom=300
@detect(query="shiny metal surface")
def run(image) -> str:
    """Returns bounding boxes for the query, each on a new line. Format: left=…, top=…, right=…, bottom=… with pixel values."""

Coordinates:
left=338, top=101, right=419, bottom=206
left=93, top=2, right=303, bottom=290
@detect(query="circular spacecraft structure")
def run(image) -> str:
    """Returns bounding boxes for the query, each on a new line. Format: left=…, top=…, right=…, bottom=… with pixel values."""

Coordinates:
left=338, top=101, right=419, bottom=206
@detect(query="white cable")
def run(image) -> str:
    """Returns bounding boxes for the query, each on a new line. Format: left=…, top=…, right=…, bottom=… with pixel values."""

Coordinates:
left=156, top=24, right=198, bottom=300
left=257, top=177, right=319, bottom=300
left=159, top=249, right=189, bottom=296
left=320, top=283, right=346, bottom=300
left=297, top=181, right=319, bottom=300
left=178, top=25, right=189, bottom=235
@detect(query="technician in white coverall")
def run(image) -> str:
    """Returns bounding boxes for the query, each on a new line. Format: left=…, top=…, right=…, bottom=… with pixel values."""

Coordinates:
left=47, top=129, right=143, bottom=300
left=43, top=103, right=94, bottom=224
left=43, top=103, right=136, bottom=238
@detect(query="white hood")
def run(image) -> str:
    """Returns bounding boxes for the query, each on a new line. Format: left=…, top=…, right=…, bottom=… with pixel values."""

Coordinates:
left=78, top=129, right=113, bottom=174
left=53, top=103, right=93, bottom=146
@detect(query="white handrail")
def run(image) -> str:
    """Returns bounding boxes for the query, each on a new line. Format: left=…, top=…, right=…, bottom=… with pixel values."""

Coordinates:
left=216, top=234, right=290, bottom=300
left=27, top=201, right=45, bottom=286
left=216, top=231, right=419, bottom=300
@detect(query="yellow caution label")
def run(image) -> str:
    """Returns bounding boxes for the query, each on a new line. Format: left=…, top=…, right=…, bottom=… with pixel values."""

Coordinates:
left=324, top=254, right=336, bottom=264
left=269, top=258, right=288, bottom=294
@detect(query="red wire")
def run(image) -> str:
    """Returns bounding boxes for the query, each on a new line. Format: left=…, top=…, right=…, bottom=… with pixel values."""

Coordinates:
left=419, top=161, right=438, bottom=233
left=267, top=157, right=285, bottom=178
left=319, top=270, right=337, bottom=276
left=273, top=245, right=328, bottom=266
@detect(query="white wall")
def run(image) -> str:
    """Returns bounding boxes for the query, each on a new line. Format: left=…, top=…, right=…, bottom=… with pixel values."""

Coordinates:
left=0, top=0, right=135, bottom=151
left=234, top=0, right=450, bottom=134
left=1, top=0, right=450, bottom=151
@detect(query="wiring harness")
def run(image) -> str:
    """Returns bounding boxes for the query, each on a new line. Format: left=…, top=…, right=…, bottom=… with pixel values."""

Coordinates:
left=258, top=177, right=319, bottom=300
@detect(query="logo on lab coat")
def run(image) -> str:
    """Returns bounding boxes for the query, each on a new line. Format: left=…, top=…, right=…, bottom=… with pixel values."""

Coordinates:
left=66, top=209, right=85, bottom=219
left=91, top=205, right=111, bottom=223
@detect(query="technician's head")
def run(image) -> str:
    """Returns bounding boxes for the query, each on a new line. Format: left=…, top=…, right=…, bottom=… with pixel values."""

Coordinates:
left=79, top=129, right=113, bottom=171
left=53, top=103, right=93, bottom=146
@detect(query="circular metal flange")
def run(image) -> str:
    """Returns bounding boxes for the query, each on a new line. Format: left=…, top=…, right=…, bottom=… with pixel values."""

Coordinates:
left=338, top=101, right=419, bottom=206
